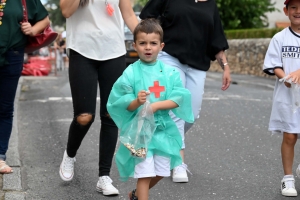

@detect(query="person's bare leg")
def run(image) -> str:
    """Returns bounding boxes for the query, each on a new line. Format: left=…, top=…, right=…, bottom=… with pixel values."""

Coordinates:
left=136, top=177, right=152, bottom=200
left=180, top=149, right=184, bottom=162
left=281, top=132, right=297, bottom=175
left=149, top=176, right=163, bottom=189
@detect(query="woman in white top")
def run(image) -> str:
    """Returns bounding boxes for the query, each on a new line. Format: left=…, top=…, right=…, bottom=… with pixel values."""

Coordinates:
left=59, top=0, right=138, bottom=196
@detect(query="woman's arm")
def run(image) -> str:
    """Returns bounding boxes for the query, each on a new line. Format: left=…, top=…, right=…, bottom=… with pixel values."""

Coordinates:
left=60, top=0, right=80, bottom=18
left=119, top=0, right=139, bottom=32
left=215, top=50, right=231, bottom=91
left=21, top=16, right=50, bottom=36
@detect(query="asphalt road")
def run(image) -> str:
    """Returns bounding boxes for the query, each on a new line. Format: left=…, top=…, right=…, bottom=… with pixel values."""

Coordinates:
left=14, top=70, right=300, bottom=200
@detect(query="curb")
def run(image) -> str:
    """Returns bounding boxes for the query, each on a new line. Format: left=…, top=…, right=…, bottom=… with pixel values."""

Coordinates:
left=2, top=77, right=25, bottom=200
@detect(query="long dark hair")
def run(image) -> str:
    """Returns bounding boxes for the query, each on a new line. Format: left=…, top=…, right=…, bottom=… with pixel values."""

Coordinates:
left=79, top=0, right=92, bottom=7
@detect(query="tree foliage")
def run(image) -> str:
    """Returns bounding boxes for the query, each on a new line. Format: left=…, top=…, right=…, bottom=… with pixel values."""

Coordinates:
left=44, top=0, right=66, bottom=28
left=216, top=0, right=278, bottom=29
left=134, top=0, right=278, bottom=29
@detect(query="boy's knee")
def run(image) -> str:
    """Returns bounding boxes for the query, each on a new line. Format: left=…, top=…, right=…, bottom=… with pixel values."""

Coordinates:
left=283, top=133, right=298, bottom=144
left=76, top=113, right=94, bottom=126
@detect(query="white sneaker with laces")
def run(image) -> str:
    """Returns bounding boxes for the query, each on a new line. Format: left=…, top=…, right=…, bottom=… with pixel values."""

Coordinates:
left=59, top=150, right=76, bottom=181
left=172, top=163, right=189, bottom=183
left=96, top=176, right=119, bottom=196
left=281, top=175, right=297, bottom=197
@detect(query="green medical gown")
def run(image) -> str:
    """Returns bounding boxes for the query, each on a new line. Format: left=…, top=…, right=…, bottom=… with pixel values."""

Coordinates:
left=107, top=60, right=194, bottom=181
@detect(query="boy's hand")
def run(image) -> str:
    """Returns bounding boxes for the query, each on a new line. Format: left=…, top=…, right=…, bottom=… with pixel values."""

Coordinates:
left=137, top=90, right=149, bottom=105
left=286, top=69, right=300, bottom=85
left=284, top=82, right=291, bottom=88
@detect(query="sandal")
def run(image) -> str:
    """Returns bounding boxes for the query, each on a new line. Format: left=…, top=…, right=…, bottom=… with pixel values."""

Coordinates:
left=128, top=189, right=138, bottom=200
left=0, top=160, right=13, bottom=174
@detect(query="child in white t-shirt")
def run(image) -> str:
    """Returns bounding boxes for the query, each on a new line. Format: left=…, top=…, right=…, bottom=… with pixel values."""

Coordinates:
left=263, top=0, right=300, bottom=197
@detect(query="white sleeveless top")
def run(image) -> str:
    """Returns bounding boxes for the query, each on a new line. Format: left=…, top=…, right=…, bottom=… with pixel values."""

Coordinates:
left=66, top=0, right=126, bottom=60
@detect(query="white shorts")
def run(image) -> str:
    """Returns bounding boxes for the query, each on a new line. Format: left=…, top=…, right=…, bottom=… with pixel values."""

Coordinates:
left=134, top=155, right=171, bottom=178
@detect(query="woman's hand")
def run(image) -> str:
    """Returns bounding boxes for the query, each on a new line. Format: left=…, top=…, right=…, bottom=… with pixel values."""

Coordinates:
left=21, top=22, right=34, bottom=36
left=20, top=16, right=50, bottom=37
left=215, top=51, right=231, bottom=91
left=222, top=65, right=231, bottom=91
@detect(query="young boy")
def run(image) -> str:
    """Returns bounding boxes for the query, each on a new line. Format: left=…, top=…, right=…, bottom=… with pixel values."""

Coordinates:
left=263, top=0, right=300, bottom=197
left=107, top=19, right=194, bottom=200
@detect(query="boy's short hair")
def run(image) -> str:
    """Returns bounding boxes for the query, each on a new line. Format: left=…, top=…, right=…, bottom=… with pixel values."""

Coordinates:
left=133, top=18, right=163, bottom=43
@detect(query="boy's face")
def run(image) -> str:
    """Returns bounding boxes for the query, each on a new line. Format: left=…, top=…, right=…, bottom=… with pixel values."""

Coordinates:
left=284, top=0, right=300, bottom=26
left=133, top=32, right=164, bottom=64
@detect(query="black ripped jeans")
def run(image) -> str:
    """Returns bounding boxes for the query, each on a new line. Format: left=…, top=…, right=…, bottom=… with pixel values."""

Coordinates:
left=66, top=49, right=126, bottom=176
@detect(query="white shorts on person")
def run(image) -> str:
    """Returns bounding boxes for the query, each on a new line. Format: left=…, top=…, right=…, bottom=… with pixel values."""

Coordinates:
left=134, top=155, right=171, bottom=178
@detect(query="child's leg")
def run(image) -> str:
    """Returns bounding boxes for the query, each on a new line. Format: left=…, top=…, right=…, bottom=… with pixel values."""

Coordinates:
left=281, top=132, right=298, bottom=175
left=132, top=176, right=163, bottom=200
left=149, top=176, right=163, bottom=189
left=136, top=177, right=152, bottom=200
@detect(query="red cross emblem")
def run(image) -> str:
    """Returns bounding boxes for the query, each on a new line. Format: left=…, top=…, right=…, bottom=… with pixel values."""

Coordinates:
left=149, top=81, right=165, bottom=98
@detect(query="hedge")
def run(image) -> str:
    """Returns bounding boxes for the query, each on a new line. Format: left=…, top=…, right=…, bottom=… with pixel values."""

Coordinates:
left=224, top=28, right=283, bottom=39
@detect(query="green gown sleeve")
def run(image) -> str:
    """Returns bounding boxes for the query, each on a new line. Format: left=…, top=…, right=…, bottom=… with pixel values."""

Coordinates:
left=166, top=67, right=194, bottom=123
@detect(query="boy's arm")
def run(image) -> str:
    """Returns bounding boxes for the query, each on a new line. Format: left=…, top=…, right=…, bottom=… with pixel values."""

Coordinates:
left=151, top=100, right=178, bottom=113
left=127, top=90, right=149, bottom=111
left=274, top=68, right=291, bottom=88
left=127, top=99, right=141, bottom=111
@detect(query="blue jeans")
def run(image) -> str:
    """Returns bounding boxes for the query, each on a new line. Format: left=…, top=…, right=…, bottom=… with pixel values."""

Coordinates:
left=0, top=48, right=24, bottom=161
left=158, top=51, right=206, bottom=149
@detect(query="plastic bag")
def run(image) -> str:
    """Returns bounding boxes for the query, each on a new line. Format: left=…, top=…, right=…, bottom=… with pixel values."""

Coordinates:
left=120, top=95, right=156, bottom=158
left=279, top=76, right=300, bottom=113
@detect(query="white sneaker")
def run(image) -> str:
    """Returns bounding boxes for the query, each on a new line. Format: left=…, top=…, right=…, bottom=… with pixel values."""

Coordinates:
left=296, top=164, right=300, bottom=178
left=96, top=176, right=119, bottom=196
left=281, top=175, right=297, bottom=197
left=59, top=150, right=76, bottom=181
left=172, top=163, right=189, bottom=183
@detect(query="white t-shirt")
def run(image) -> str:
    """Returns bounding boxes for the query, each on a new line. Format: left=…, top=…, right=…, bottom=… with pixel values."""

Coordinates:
left=66, top=0, right=126, bottom=60
left=263, top=27, right=300, bottom=135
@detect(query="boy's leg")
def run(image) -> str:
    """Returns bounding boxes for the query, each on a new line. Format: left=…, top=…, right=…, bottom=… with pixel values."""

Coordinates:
left=281, top=132, right=298, bottom=197
left=281, top=132, right=297, bottom=175
left=136, top=177, right=152, bottom=200
left=129, top=176, right=163, bottom=200
left=149, top=176, right=163, bottom=189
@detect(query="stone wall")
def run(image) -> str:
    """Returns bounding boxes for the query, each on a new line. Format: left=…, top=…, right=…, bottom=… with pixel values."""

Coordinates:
left=209, top=38, right=275, bottom=79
